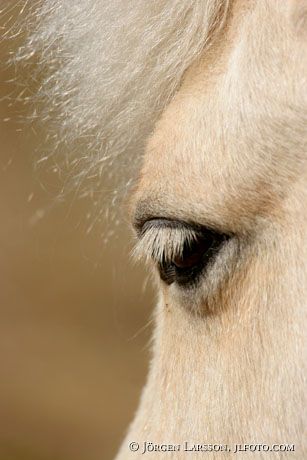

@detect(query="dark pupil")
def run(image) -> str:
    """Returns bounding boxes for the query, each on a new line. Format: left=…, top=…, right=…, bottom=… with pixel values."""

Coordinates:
left=158, top=230, right=228, bottom=286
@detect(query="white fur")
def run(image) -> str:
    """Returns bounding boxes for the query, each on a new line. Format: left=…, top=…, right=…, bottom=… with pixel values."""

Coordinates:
left=14, top=0, right=228, bottom=189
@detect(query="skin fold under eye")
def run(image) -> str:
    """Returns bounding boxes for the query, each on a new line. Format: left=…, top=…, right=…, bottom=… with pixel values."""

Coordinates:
left=134, top=218, right=230, bottom=287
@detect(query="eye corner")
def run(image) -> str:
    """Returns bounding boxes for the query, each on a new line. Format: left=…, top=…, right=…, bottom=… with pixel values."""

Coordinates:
left=131, top=215, right=146, bottom=237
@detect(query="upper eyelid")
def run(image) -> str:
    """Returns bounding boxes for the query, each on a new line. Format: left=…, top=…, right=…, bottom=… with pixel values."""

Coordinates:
left=132, top=218, right=231, bottom=265
left=137, top=218, right=203, bottom=236
left=132, top=219, right=200, bottom=264
left=133, top=214, right=216, bottom=237
left=131, top=196, right=240, bottom=238
left=131, top=200, right=231, bottom=237
left=134, top=216, right=233, bottom=240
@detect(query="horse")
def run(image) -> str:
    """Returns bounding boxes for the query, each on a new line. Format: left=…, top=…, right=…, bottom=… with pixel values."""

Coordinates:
left=11, top=0, right=307, bottom=458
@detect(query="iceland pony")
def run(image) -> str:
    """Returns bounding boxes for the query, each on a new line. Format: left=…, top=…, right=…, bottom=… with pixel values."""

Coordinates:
left=14, top=0, right=307, bottom=458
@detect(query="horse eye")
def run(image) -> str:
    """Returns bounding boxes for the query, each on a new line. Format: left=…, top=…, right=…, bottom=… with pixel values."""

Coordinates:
left=158, top=229, right=229, bottom=286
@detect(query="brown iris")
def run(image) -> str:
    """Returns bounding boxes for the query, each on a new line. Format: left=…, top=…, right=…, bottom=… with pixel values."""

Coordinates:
left=158, top=227, right=229, bottom=286
left=173, top=238, right=214, bottom=268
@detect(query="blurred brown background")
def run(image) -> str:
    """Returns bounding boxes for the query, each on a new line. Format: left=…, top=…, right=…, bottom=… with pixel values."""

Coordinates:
left=0, top=7, right=153, bottom=460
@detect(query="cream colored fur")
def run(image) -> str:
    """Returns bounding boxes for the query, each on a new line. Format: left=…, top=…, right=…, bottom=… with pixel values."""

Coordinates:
left=118, top=1, right=307, bottom=459
left=10, top=0, right=307, bottom=458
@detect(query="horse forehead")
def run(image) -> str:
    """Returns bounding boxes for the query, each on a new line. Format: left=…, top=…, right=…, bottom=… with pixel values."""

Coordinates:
left=136, top=2, right=307, bottom=223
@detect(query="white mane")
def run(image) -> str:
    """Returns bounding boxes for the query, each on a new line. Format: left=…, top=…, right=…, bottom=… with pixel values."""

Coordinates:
left=13, top=0, right=229, bottom=190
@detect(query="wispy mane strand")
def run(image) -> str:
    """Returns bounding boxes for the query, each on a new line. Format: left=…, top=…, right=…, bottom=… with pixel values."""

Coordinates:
left=14, top=0, right=229, bottom=190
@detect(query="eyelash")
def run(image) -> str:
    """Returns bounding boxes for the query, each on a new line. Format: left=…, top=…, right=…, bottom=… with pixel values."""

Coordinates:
left=133, top=219, right=230, bottom=286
